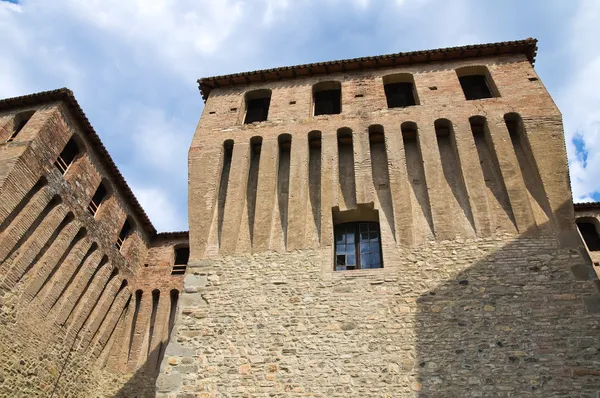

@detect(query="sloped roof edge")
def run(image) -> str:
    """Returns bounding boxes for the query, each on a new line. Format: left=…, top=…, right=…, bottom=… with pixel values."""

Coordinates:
left=0, top=88, right=158, bottom=237
left=574, top=202, right=600, bottom=211
left=197, top=38, right=538, bottom=102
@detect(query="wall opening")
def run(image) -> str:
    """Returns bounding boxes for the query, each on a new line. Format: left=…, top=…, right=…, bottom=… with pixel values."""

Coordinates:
left=456, top=66, right=499, bottom=100
left=171, top=245, right=189, bottom=275
left=332, top=204, right=382, bottom=271
left=383, top=73, right=418, bottom=108
left=470, top=115, right=516, bottom=230
left=308, top=130, right=322, bottom=244
left=55, top=137, right=81, bottom=175
left=115, top=218, right=133, bottom=251
left=6, top=110, right=35, bottom=142
left=244, top=89, right=271, bottom=124
left=246, top=136, right=262, bottom=245
left=277, top=134, right=292, bottom=248
left=337, top=127, right=356, bottom=209
left=313, top=81, right=341, bottom=116
left=368, top=125, right=395, bottom=239
left=577, top=218, right=600, bottom=251
left=217, top=140, right=234, bottom=247
left=88, top=182, right=108, bottom=216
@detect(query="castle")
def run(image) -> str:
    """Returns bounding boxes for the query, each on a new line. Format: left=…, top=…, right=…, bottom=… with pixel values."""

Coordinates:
left=1, top=38, right=600, bottom=397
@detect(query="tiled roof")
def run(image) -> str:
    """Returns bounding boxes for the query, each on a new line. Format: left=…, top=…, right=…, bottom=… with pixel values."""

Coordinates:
left=155, top=231, right=189, bottom=240
left=0, top=88, right=159, bottom=236
left=198, top=38, right=538, bottom=101
left=574, top=202, right=600, bottom=210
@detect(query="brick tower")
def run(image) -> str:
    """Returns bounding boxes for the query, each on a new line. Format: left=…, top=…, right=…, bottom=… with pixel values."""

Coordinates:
left=158, top=38, right=600, bottom=396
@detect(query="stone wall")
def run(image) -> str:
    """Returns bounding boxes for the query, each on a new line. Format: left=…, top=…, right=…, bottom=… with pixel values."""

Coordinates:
left=158, top=226, right=600, bottom=396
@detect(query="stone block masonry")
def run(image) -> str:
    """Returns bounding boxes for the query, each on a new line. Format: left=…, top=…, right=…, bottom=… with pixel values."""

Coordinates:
left=158, top=233, right=600, bottom=397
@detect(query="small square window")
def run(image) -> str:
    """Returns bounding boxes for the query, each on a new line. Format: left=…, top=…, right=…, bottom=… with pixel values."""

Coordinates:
left=459, top=75, right=493, bottom=100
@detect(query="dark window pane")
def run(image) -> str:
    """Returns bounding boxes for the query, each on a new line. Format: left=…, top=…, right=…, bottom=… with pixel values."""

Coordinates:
left=459, top=75, right=493, bottom=100
left=345, top=231, right=355, bottom=244
left=314, top=89, right=341, bottom=116
left=346, top=254, right=355, bottom=265
left=384, top=82, right=416, bottom=108
left=336, top=254, right=346, bottom=265
left=245, top=97, right=270, bottom=124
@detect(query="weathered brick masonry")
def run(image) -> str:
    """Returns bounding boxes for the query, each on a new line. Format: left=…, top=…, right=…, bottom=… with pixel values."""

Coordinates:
left=0, top=91, right=187, bottom=397
left=1, top=38, right=600, bottom=397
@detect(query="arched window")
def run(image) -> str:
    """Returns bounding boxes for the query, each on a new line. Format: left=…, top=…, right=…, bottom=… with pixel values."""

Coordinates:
left=456, top=66, right=499, bottom=100
left=383, top=73, right=418, bottom=108
left=577, top=218, right=600, bottom=251
left=313, top=81, right=341, bottom=116
left=244, top=89, right=272, bottom=124
left=88, top=181, right=109, bottom=216
left=115, top=217, right=133, bottom=250
left=334, top=221, right=383, bottom=271
left=7, top=110, right=35, bottom=142
left=55, top=137, right=81, bottom=175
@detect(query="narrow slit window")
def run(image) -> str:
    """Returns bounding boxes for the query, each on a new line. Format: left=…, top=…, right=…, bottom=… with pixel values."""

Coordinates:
left=334, top=222, right=383, bottom=271
left=384, top=82, right=416, bottom=108
left=313, top=82, right=341, bottom=116
left=115, top=218, right=132, bottom=250
left=88, top=182, right=108, bottom=216
left=7, top=111, right=35, bottom=142
left=577, top=220, right=600, bottom=251
left=244, top=90, right=271, bottom=124
left=458, top=75, right=493, bottom=100
left=55, top=138, right=80, bottom=175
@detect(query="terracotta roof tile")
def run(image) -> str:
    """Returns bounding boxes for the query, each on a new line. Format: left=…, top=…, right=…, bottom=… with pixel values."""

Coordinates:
left=198, top=38, right=538, bottom=101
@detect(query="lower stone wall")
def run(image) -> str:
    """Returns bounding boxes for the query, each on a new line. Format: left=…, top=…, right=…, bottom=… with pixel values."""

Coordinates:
left=158, top=234, right=600, bottom=397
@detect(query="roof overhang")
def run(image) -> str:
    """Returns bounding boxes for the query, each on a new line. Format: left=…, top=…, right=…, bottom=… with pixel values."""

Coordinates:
left=198, top=38, right=538, bottom=102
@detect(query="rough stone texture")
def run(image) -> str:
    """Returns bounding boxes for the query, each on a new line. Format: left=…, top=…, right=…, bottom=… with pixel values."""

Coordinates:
left=160, top=235, right=600, bottom=397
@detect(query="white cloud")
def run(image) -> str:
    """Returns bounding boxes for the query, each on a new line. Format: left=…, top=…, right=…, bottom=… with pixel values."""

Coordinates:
left=131, top=184, right=186, bottom=232
left=558, top=0, right=600, bottom=201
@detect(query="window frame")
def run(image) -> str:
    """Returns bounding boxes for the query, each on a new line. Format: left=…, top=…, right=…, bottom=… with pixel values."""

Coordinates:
left=334, top=221, right=383, bottom=271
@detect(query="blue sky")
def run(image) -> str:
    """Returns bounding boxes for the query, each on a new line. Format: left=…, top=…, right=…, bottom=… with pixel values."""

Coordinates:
left=1, top=0, right=599, bottom=232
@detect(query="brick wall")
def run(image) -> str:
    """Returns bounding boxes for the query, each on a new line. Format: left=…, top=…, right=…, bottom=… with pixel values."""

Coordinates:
left=0, top=99, right=185, bottom=397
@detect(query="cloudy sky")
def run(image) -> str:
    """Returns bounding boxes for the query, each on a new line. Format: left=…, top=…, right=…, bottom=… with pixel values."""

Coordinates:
left=1, top=0, right=599, bottom=232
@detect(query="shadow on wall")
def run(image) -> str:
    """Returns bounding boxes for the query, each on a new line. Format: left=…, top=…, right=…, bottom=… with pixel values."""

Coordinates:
left=415, top=201, right=600, bottom=397
left=110, top=345, right=165, bottom=398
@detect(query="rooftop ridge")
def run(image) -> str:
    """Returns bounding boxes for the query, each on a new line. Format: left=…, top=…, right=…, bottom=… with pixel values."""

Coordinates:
left=197, top=38, right=538, bottom=102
